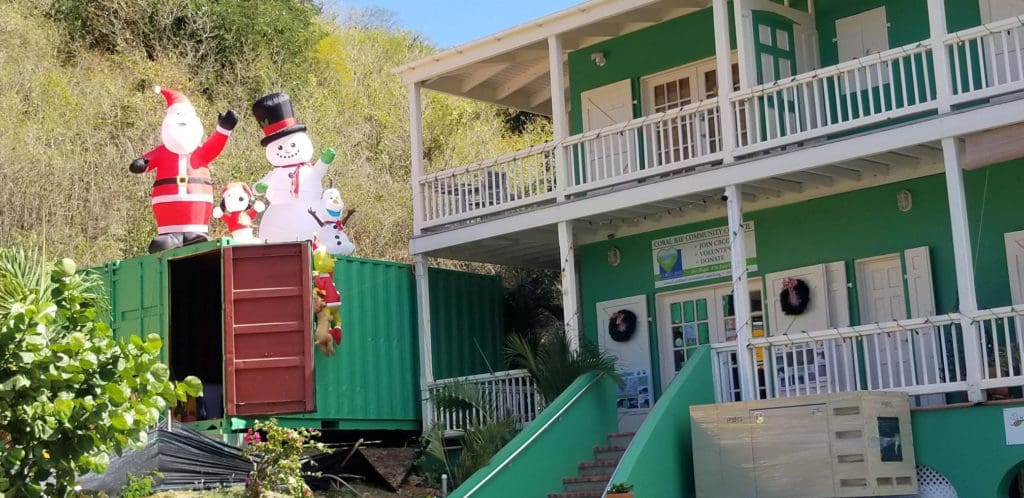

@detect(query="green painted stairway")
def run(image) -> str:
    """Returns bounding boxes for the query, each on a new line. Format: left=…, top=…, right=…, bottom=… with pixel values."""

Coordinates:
left=548, top=431, right=634, bottom=498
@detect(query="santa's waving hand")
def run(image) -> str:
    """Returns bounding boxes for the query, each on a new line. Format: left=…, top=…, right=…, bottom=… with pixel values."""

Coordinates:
left=130, top=87, right=239, bottom=254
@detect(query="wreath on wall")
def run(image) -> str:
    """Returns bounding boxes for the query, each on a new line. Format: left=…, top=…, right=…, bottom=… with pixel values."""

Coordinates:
left=608, top=309, right=638, bottom=342
left=779, top=278, right=811, bottom=316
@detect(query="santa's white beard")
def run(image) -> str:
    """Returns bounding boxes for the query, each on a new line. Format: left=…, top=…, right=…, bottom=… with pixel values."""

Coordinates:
left=162, top=116, right=204, bottom=154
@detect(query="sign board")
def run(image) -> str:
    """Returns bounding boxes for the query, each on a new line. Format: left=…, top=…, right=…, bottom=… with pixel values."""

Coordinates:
left=652, top=222, right=757, bottom=288
left=1004, top=407, right=1024, bottom=445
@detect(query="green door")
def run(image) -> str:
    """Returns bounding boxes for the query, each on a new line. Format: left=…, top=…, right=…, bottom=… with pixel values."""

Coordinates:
left=752, top=11, right=798, bottom=140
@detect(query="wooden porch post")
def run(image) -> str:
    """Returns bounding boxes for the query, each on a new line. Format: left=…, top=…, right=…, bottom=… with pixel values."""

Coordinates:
left=713, top=0, right=738, bottom=162
left=726, top=185, right=756, bottom=401
left=414, top=254, right=437, bottom=425
left=409, top=83, right=426, bottom=235
left=940, top=138, right=985, bottom=402
left=548, top=35, right=571, bottom=201
left=732, top=0, right=754, bottom=90
left=927, top=0, right=954, bottom=112
left=558, top=221, right=581, bottom=351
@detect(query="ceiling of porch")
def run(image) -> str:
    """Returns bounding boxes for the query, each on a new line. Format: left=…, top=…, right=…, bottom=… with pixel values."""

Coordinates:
left=421, top=141, right=946, bottom=269
left=396, top=0, right=710, bottom=115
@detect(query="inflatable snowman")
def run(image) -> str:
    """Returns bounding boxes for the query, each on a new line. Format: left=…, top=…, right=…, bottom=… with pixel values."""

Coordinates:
left=307, top=188, right=356, bottom=256
left=251, top=92, right=334, bottom=243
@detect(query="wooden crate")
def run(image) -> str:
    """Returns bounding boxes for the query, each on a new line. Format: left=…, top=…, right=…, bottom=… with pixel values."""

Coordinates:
left=691, top=391, right=916, bottom=498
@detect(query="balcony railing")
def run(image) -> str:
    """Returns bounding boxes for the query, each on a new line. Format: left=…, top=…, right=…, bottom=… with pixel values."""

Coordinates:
left=946, top=15, right=1024, bottom=104
left=415, top=16, right=1024, bottom=230
left=563, top=99, right=724, bottom=194
left=425, top=369, right=545, bottom=434
left=712, top=305, right=1024, bottom=402
left=731, top=41, right=937, bottom=154
left=419, top=143, right=558, bottom=225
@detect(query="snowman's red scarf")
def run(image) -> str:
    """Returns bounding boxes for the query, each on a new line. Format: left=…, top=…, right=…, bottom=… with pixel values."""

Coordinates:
left=275, top=162, right=310, bottom=198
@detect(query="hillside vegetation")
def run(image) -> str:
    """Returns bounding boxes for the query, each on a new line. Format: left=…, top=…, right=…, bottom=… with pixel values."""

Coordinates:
left=0, top=0, right=551, bottom=266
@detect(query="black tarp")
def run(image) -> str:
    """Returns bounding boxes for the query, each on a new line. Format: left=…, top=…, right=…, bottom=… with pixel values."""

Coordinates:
left=78, top=422, right=250, bottom=495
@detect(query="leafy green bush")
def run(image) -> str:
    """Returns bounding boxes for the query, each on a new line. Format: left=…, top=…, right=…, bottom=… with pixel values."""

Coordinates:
left=0, top=249, right=202, bottom=497
left=609, top=482, right=634, bottom=493
left=242, top=419, right=327, bottom=498
left=119, top=470, right=162, bottom=498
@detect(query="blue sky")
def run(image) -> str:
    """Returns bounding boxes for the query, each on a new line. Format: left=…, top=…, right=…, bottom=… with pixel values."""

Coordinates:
left=333, top=0, right=583, bottom=48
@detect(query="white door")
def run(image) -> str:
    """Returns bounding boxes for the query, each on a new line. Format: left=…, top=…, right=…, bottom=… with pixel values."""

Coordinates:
left=1005, top=231, right=1024, bottom=375
left=1004, top=230, right=1024, bottom=304
left=641, top=58, right=738, bottom=163
left=766, top=264, right=831, bottom=395
left=656, top=282, right=763, bottom=402
left=981, top=0, right=1024, bottom=22
left=905, top=247, right=946, bottom=406
left=857, top=254, right=912, bottom=389
left=596, top=296, right=651, bottom=433
left=981, top=0, right=1024, bottom=86
left=580, top=80, right=634, bottom=184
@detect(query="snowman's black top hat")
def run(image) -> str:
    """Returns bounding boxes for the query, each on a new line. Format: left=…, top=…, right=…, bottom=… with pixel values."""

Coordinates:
left=252, top=92, right=307, bottom=146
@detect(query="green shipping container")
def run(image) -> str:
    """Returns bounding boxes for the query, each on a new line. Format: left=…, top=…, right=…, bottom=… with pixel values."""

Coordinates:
left=90, top=240, right=505, bottom=433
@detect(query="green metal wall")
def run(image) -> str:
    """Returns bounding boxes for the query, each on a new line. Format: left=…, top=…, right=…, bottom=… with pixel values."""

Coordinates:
left=90, top=244, right=506, bottom=431
left=287, top=256, right=420, bottom=430
left=429, top=267, right=506, bottom=380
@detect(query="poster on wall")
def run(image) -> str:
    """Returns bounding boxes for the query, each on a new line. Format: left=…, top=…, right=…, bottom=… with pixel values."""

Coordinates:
left=615, top=368, right=651, bottom=411
left=652, top=222, right=758, bottom=288
left=1004, top=407, right=1024, bottom=445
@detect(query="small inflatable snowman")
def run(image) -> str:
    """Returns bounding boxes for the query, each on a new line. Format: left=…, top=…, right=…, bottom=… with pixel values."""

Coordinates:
left=307, top=188, right=356, bottom=256
left=212, top=181, right=265, bottom=243
left=251, top=92, right=334, bottom=243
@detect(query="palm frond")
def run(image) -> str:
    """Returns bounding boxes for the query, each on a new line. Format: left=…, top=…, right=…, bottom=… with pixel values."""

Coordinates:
left=505, top=327, right=622, bottom=403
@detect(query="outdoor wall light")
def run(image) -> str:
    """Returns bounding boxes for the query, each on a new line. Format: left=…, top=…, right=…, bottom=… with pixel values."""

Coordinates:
left=897, top=189, right=912, bottom=212
left=591, top=51, right=606, bottom=67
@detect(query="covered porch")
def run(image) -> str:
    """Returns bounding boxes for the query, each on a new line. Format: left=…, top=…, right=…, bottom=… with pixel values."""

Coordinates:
left=405, top=0, right=1024, bottom=235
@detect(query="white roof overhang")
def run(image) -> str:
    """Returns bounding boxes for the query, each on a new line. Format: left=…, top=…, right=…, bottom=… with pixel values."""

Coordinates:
left=394, top=0, right=710, bottom=115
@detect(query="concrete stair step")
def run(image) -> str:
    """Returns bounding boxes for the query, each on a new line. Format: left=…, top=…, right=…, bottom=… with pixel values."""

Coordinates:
left=547, top=493, right=603, bottom=498
left=606, top=431, right=635, bottom=448
left=578, top=459, right=619, bottom=477
left=593, top=444, right=627, bottom=461
left=563, top=475, right=612, bottom=493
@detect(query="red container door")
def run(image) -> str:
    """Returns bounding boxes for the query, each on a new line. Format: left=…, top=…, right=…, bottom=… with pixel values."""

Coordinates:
left=223, top=243, right=315, bottom=416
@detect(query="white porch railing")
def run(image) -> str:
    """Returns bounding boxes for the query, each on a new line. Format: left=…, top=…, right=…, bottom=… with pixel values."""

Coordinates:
left=946, top=15, right=1024, bottom=104
left=563, top=99, right=724, bottom=194
left=414, top=16, right=1024, bottom=230
left=731, top=41, right=937, bottom=154
left=713, top=305, right=1024, bottom=402
left=419, top=143, right=558, bottom=224
left=425, top=369, right=545, bottom=434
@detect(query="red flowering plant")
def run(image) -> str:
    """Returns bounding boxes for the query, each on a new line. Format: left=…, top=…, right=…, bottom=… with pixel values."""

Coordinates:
left=241, top=419, right=327, bottom=498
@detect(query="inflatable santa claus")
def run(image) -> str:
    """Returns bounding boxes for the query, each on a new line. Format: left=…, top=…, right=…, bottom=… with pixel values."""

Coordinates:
left=130, top=87, right=238, bottom=253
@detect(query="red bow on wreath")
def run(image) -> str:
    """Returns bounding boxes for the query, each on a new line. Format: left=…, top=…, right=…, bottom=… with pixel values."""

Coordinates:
left=779, top=277, right=810, bottom=315
left=614, top=312, right=626, bottom=333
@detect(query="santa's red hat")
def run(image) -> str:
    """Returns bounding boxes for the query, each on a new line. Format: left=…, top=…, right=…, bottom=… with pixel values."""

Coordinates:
left=154, top=86, right=192, bottom=111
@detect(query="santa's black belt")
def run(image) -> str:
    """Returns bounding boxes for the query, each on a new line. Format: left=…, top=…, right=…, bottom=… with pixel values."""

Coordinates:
left=152, top=176, right=214, bottom=188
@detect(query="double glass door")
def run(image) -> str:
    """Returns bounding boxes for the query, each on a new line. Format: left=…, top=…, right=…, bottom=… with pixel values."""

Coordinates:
left=656, top=282, right=763, bottom=401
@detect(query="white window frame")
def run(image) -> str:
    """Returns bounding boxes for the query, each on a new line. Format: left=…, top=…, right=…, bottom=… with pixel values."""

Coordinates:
left=640, top=52, right=738, bottom=116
